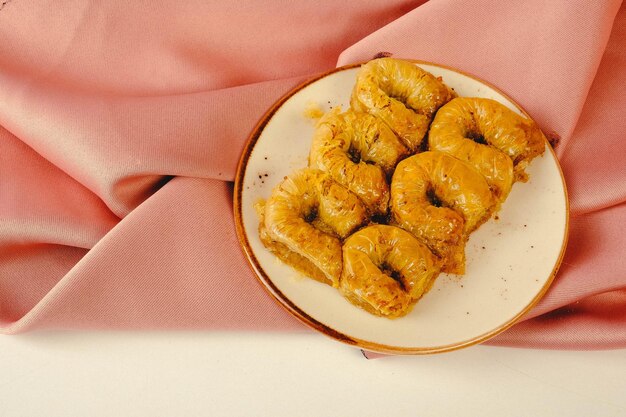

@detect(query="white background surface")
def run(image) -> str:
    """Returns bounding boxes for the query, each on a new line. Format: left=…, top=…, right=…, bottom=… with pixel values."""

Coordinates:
left=1, top=331, right=625, bottom=416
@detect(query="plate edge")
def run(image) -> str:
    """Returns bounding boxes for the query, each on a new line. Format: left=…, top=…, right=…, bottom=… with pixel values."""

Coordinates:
left=233, top=59, right=570, bottom=355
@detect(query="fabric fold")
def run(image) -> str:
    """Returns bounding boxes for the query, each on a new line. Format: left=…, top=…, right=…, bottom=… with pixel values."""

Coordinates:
left=2, top=177, right=303, bottom=334
left=338, top=0, right=621, bottom=150
left=0, top=71, right=309, bottom=216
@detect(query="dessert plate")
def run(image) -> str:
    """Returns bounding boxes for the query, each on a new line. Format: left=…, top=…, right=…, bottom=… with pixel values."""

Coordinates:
left=234, top=61, right=568, bottom=354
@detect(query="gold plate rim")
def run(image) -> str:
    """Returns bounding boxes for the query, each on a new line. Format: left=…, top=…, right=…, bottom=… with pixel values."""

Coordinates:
left=233, top=59, right=570, bottom=355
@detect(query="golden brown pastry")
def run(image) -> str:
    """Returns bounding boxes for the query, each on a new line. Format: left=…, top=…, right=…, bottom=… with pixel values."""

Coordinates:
left=428, top=97, right=546, bottom=201
left=260, top=168, right=368, bottom=287
left=256, top=200, right=330, bottom=285
left=390, top=151, right=495, bottom=274
left=350, top=57, right=456, bottom=152
left=254, top=58, right=548, bottom=320
left=340, top=225, right=441, bottom=318
left=309, top=109, right=409, bottom=214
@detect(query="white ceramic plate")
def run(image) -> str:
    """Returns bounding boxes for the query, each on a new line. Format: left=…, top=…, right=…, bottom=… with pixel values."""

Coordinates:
left=234, top=61, right=569, bottom=354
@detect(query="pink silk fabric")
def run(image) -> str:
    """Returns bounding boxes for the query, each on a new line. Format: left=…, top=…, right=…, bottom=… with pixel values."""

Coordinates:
left=1, top=0, right=625, bottom=349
